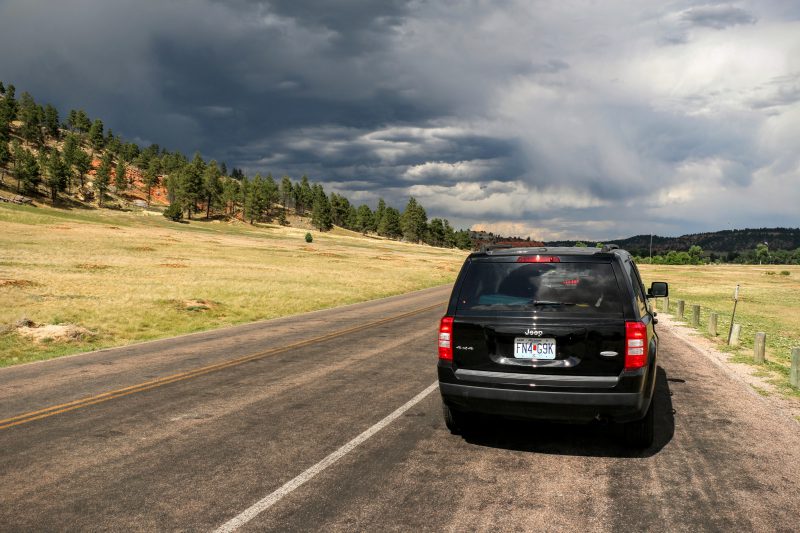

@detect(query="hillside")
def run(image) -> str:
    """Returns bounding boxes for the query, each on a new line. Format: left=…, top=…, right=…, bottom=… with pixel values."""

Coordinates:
left=0, top=81, right=472, bottom=250
left=544, top=227, right=800, bottom=257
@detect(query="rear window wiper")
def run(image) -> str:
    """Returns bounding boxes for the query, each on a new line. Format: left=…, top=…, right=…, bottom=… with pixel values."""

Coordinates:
left=526, top=300, right=577, bottom=307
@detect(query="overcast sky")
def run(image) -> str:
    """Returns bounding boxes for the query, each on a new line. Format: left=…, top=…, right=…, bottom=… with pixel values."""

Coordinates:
left=1, top=0, right=799, bottom=239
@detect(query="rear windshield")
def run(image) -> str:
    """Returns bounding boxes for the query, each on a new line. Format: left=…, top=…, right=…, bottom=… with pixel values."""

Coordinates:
left=456, top=261, right=624, bottom=315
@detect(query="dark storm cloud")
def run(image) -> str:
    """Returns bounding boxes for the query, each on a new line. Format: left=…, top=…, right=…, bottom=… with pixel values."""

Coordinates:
left=0, top=0, right=798, bottom=239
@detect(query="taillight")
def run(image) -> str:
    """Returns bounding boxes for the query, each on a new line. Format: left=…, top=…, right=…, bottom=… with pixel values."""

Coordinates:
left=517, top=255, right=560, bottom=263
left=625, top=321, right=648, bottom=370
left=438, top=316, right=454, bottom=361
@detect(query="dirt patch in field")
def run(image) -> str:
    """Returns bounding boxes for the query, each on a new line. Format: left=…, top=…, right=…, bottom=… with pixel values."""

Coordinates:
left=0, top=279, right=39, bottom=288
left=182, top=299, right=217, bottom=311
left=16, top=323, right=94, bottom=343
left=76, top=263, right=111, bottom=270
left=160, top=263, right=188, bottom=268
left=130, top=246, right=155, bottom=252
left=318, top=252, right=344, bottom=258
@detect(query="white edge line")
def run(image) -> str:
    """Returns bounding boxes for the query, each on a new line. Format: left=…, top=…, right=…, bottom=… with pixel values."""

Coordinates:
left=213, top=381, right=439, bottom=533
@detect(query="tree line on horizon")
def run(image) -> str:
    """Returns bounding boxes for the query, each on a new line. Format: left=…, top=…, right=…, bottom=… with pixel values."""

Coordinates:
left=0, top=80, right=473, bottom=250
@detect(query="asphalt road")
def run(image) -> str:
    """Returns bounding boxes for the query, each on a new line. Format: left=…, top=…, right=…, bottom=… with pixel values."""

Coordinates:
left=1, top=284, right=799, bottom=532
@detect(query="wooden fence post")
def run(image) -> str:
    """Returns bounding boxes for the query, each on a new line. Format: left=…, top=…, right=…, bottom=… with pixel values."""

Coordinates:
left=664, top=297, right=670, bottom=312
left=677, top=300, right=685, bottom=319
left=729, top=324, right=741, bottom=346
left=691, top=305, right=700, bottom=327
left=708, top=313, right=718, bottom=336
left=790, top=348, right=800, bottom=388
left=754, top=332, right=766, bottom=363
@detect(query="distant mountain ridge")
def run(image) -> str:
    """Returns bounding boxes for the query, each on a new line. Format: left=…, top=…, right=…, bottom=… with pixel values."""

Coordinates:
left=544, top=227, right=800, bottom=256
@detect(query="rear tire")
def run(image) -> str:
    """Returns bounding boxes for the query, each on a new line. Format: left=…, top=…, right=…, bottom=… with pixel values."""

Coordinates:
left=622, top=397, right=655, bottom=449
left=442, top=401, right=469, bottom=434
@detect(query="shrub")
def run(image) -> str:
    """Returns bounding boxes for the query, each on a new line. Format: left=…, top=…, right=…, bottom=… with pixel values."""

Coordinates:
left=163, top=203, right=183, bottom=222
left=305, top=232, right=313, bottom=243
left=780, top=270, right=790, bottom=276
left=765, top=271, right=775, bottom=276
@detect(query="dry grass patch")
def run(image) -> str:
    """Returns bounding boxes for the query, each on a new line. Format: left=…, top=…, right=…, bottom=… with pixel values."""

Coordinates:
left=0, top=202, right=467, bottom=366
left=17, top=323, right=94, bottom=343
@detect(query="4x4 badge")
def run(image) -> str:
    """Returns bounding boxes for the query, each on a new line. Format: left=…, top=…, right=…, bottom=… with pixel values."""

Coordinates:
left=524, top=329, right=543, bottom=336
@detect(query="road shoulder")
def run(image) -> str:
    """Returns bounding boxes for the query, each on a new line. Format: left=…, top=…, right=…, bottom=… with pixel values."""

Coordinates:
left=658, top=313, right=800, bottom=424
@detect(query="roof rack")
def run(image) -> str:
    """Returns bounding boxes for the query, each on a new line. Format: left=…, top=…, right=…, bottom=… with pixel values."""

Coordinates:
left=600, top=244, right=619, bottom=253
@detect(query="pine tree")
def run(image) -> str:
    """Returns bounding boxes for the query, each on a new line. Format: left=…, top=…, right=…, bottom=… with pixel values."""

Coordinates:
left=61, top=133, right=81, bottom=193
left=401, top=197, right=427, bottom=243
left=262, top=173, right=278, bottom=220
left=297, top=175, right=312, bottom=215
left=74, top=149, right=92, bottom=190
left=221, top=178, right=239, bottom=216
left=203, top=160, right=222, bottom=218
left=280, top=175, right=292, bottom=217
left=0, top=105, right=9, bottom=142
left=95, top=153, right=112, bottom=206
left=67, top=109, right=78, bottom=131
left=180, top=153, right=206, bottom=218
left=329, top=193, right=350, bottom=227
left=45, top=149, right=69, bottom=203
left=115, top=160, right=128, bottom=191
left=378, top=207, right=402, bottom=239
left=75, top=110, right=91, bottom=134
left=43, top=104, right=60, bottom=140
left=311, top=184, right=332, bottom=231
left=443, top=219, right=456, bottom=248
left=356, top=204, right=373, bottom=234
left=144, top=158, right=161, bottom=206
left=13, top=142, right=41, bottom=194
left=292, top=181, right=302, bottom=214
left=105, top=130, right=121, bottom=155
left=88, top=119, right=105, bottom=152
left=0, top=84, right=17, bottom=124
left=18, top=92, right=43, bottom=146
left=244, top=175, right=265, bottom=224
left=374, top=198, right=386, bottom=234
left=427, top=218, right=445, bottom=246
left=455, top=230, right=473, bottom=250
left=0, top=140, right=10, bottom=184
left=346, top=204, right=358, bottom=230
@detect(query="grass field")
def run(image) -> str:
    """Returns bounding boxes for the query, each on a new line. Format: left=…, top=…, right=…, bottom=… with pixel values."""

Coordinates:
left=639, top=264, right=800, bottom=396
left=0, top=203, right=467, bottom=367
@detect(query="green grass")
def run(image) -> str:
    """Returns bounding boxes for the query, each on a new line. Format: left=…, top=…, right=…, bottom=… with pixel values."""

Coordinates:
left=0, top=203, right=467, bottom=367
left=640, top=264, right=800, bottom=397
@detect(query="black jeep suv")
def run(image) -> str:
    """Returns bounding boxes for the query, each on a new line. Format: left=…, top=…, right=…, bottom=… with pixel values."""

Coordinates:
left=437, top=245, right=668, bottom=448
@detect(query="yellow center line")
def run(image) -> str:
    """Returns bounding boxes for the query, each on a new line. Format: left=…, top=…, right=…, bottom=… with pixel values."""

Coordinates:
left=0, top=301, right=445, bottom=430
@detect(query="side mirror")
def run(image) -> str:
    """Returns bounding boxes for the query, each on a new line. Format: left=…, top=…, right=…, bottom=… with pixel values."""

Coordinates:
left=648, top=281, right=669, bottom=298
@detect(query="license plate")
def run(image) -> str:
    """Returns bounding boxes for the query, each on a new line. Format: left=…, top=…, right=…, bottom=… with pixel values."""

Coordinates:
left=513, top=337, right=556, bottom=359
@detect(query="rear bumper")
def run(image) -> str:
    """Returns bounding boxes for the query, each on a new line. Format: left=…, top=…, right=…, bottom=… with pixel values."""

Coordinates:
left=439, top=382, right=647, bottom=422
left=438, top=364, right=653, bottom=423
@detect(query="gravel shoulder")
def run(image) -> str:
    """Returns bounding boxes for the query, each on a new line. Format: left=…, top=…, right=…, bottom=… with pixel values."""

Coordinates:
left=659, top=312, right=800, bottom=423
